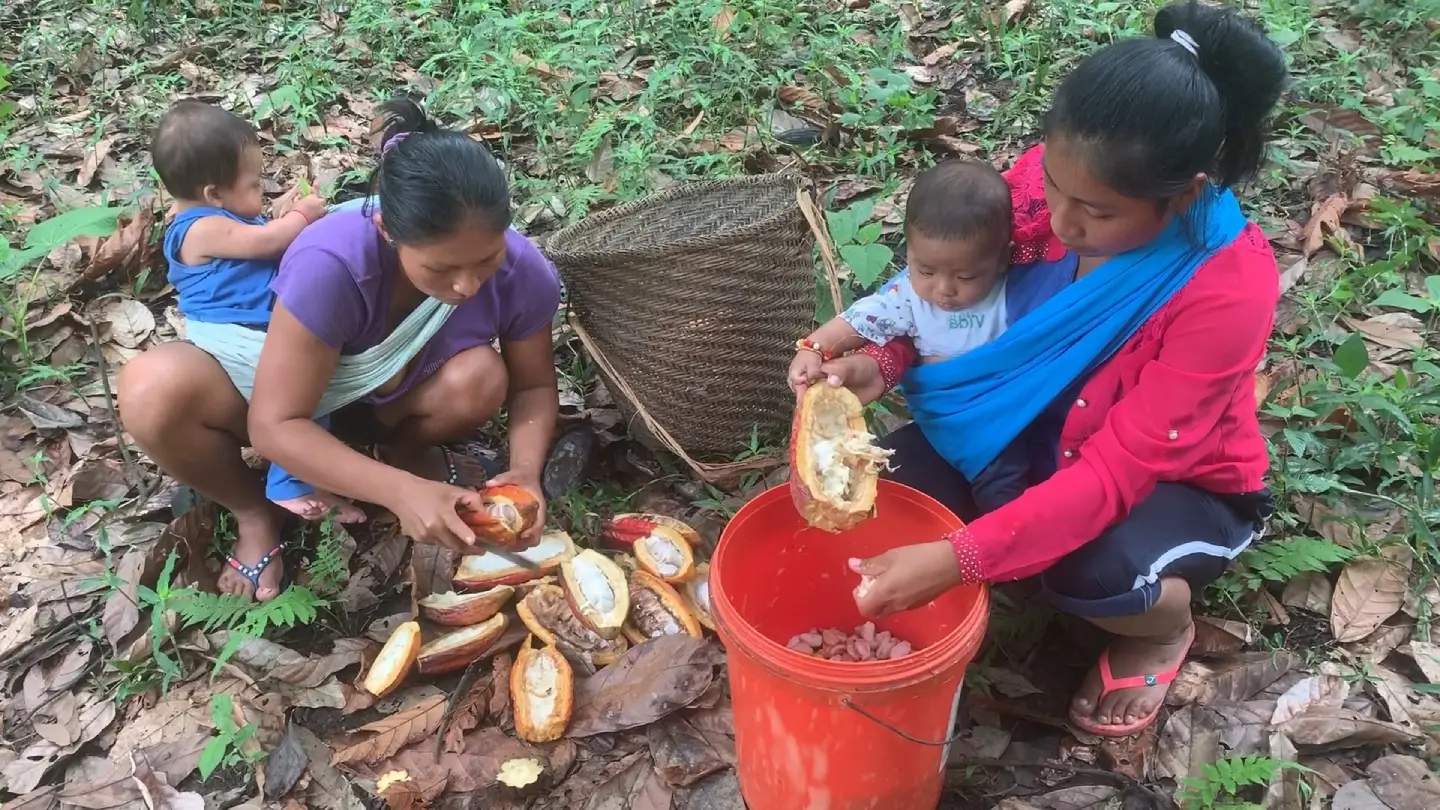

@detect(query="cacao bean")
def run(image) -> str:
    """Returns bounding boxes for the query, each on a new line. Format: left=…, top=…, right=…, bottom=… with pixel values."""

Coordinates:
left=781, top=625, right=914, bottom=662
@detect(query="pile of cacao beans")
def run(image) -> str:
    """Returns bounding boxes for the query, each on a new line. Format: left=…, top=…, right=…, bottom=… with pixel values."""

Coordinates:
left=786, top=622, right=913, bottom=662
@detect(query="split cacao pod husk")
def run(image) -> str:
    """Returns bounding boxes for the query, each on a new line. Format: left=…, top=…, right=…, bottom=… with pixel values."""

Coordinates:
left=454, top=530, right=575, bottom=589
left=560, top=549, right=629, bottom=639
left=418, top=585, right=514, bottom=626
left=510, top=635, right=574, bottom=743
left=622, top=570, right=703, bottom=645
left=416, top=613, right=509, bottom=675
left=516, top=583, right=630, bottom=666
left=682, top=562, right=715, bottom=632
left=603, top=513, right=698, bottom=583
left=362, top=620, right=421, bottom=697
left=457, top=483, right=541, bottom=546
left=789, top=383, right=892, bottom=533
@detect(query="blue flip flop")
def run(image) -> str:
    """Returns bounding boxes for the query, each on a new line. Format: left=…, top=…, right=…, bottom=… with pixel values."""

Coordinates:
left=225, top=542, right=290, bottom=598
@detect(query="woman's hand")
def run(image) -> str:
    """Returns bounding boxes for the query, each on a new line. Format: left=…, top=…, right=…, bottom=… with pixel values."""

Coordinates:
left=389, top=477, right=489, bottom=554
left=850, top=541, right=963, bottom=618
left=788, top=350, right=824, bottom=393
left=488, top=470, right=547, bottom=550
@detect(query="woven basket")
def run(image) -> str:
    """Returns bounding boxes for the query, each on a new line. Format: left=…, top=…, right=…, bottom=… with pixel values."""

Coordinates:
left=549, top=174, right=822, bottom=482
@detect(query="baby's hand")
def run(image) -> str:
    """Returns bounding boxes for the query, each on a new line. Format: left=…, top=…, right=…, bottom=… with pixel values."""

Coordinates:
left=295, top=195, right=328, bottom=223
left=788, top=349, right=824, bottom=393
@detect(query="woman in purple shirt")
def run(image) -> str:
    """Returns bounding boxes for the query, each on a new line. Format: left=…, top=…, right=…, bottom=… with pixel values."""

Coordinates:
left=118, top=100, right=561, bottom=601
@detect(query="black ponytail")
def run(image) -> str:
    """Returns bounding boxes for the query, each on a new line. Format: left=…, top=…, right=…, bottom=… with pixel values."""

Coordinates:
left=1046, top=1, right=1287, bottom=200
left=366, top=97, right=511, bottom=244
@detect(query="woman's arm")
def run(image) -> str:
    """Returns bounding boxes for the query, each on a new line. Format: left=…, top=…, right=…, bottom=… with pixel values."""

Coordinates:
left=247, top=303, right=417, bottom=506
left=497, top=329, right=559, bottom=485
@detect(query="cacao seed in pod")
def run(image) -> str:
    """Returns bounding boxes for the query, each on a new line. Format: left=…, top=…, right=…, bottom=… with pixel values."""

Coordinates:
left=682, top=562, right=715, bottom=632
left=789, top=384, right=894, bottom=533
left=517, top=583, right=630, bottom=666
left=457, top=483, right=541, bottom=546
left=603, top=513, right=700, bottom=583
left=511, top=635, right=573, bottom=743
left=362, top=621, right=421, bottom=697
left=454, top=530, right=575, bottom=589
left=560, top=549, right=629, bottom=639
left=622, top=570, right=703, bottom=645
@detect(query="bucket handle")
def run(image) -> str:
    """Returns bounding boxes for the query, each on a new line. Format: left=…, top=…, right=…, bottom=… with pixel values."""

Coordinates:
left=841, top=698, right=968, bottom=746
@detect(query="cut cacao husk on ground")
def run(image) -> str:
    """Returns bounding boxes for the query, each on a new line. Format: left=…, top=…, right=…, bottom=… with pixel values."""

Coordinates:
left=622, top=570, right=703, bottom=645
left=454, top=530, right=575, bottom=588
left=560, top=549, right=629, bottom=639
left=418, top=585, right=514, bottom=626
left=362, top=620, right=421, bottom=697
left=416, top=613, right=510, bottom=675
left=683, top=562, right=715, bottom=631
left=603, top=513, right=700, bottom=583
left=457, top=482, right=542, bottom=545
left=516, top=583, right=630, bottom=666
left=789, top=383, right=893, bottom=532
left=511, top=635, right=574, bottom=743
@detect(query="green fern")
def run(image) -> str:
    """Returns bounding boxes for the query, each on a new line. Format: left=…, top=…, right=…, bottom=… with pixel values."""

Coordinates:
left=1225, top=537, right=1354, bottom=593
left=1178, top=755, right=1310, bottom=809
left=173, top=585, right=325, bottom=675
left=304, top=516, right=350, bottom=597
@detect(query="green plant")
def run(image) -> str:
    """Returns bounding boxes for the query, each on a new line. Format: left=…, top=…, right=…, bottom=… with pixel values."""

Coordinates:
left=826, top=198, right=894, bottom=293
left=199, top=693, right=263, bottom=779
left=175, top=585, right=325, bottom=675
left=1178, top=755, right=1310, bottom=809
left=0, top=206, right=121, bottom=281
left=1215, top=538, right=1355, bottom=599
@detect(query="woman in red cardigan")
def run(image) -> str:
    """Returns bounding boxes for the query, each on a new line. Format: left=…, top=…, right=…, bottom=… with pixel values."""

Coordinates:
left=800, top=1, right=1286, bottom=737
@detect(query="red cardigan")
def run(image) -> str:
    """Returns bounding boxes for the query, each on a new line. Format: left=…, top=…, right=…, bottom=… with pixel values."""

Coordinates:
left=861, top=148, right=1279, bottom=584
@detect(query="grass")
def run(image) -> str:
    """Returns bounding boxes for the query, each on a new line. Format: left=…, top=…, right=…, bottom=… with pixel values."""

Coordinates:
left=1, top=0, right=1439, bottom=668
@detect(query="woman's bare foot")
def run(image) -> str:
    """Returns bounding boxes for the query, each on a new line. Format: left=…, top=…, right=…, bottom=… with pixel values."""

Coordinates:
left=273, top=490, right=368, bottom=523
left=217, top=506, right=288, bottom=602
left=1069, top=621, right=1195, bottom=732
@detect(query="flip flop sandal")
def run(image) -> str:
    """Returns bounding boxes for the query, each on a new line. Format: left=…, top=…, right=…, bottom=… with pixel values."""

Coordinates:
left=1068, top=623, right=1196, bottom=737
left=224, top=542, right=291, bottom=599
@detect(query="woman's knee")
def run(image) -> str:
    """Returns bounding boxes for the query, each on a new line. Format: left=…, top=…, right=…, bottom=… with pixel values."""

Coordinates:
left=422, top=345, right=508, bottom=424
left=117, top=344, right=242, bottom=439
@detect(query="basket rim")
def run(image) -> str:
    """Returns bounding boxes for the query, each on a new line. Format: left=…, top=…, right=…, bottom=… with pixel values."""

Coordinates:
left=546, top=173, right=805, bottom=264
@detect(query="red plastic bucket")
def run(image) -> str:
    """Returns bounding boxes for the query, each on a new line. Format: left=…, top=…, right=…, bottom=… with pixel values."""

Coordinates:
left=711, top=479, right=989, bottom=810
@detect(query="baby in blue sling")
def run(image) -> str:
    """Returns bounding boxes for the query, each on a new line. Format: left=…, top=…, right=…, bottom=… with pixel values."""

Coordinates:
left=153, top=100, right=366, bottom=535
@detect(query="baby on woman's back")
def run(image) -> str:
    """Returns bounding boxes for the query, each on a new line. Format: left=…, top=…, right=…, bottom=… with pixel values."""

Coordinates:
left=151, top=100, right=362, bottom=524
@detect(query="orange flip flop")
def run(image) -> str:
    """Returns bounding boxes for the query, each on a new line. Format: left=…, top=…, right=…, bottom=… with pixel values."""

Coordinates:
left=1069, top=623, right=1196, bottom=737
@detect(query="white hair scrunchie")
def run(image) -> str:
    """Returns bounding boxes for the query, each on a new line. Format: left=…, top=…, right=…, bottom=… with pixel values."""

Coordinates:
left=1170, top=29, right=1199, bottom=56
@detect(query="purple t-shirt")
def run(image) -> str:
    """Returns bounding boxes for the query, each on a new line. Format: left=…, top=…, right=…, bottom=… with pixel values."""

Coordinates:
left=270, top=208, right=561, bottom=404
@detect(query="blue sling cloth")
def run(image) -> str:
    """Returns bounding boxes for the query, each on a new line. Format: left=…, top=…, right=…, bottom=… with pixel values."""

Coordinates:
left=903, top=185, right=1250, bottom=480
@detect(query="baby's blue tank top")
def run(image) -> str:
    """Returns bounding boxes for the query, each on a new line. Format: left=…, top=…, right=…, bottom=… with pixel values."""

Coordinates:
left=163, top=207, right=277, bottom=327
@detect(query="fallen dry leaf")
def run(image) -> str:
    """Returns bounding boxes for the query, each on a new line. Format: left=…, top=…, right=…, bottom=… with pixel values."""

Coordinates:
left=55, top=731, right=212, bottom=808
left=1192, top=616, right=1254, bottom=656
left=586, top=754, right=673, bottom=810
left=973, top=666, right=1042, bottom=699
left=101, top=546, right=145, bottom=648
left=1155, top=700, right=1272, bottom=782
left=1331, top=548, right=1412, bottom=643
left=1282, top=572, right=1333, bottom=613
left=1367, top=754, right=1440, bottom=808
left=1272, top=675, right=1349, bottom=725
left=1332, top=780, right=1391, bottom=810
left=1405, top=640, right=1440, bottom=683
left=1344, top=315, right=1425, bottom=351
left=332, top=694, right=446, bottom=766
left=1347, top=622, right=1414, bottom=664
left=76, top=137, right=116, bottom=188
left=647, top=715, right=730, bottom=788
left=1263, top=731, right=1303, bottom=810
left=409, top=544, right=456, bottom=616
left=130, top=748, right=204, bottom=810
left=1278, top=706, right=1422, bottom=750
left=1015, top=785, right=1119, bottom=810
left=1302, top=193, right=1351, bottom=258
left=566, top=636, right=722, bottom=737
left=85, top=202, right=156, bottom=281
left=101, top=299, right=156, bottom=350
left=363, top=727, right=533, bottom=795
left=294, top=725, right=366, bottom=810
left=4, top=691, right=115, bottom=792
left=1167, top=652, right=1299, bottom=707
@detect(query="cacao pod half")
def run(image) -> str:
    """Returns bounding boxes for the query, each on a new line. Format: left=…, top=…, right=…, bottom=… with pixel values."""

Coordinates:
left=682, top=562, right=714, bottom=632
left=457, top=483, right=541, bottom=546
left=789, top=383, right=893, bottom=532
left=603, top=513, right=698, bottom=584
left=416, top=613, right=509, bottom=675
left=516, top=583, right=630, bottom=666
left=454, top=530, right=575, bottom=589
left=362, top=620, right=421, bottom=697
left=622, top=570, right=702, bottom=645
left=510, top=635, right=573, bottom=743
left=560, top=549, right=629, bottom=639
left=418, top=585, right=514, bottom=627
